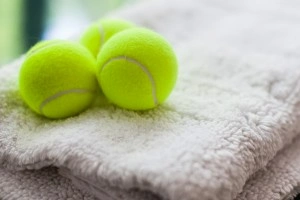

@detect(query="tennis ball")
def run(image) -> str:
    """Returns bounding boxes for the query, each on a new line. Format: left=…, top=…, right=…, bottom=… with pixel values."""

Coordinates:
left=80, top=18, right=135, bottom=58
left=19, top=40, right=98, bottom=119
left=97, top=28, right=178, bottom=110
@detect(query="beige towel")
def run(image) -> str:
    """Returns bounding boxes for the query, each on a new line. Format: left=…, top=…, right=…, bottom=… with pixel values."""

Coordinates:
left=1, top=0, right=300, bottom=199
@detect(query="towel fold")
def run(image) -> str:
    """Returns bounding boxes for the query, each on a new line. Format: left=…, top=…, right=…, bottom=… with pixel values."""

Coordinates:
left=1, top=0, right=300, bottom=199
left=0, top=166, right=95, bottom=200
left=236, top=135, right=300, bottom=200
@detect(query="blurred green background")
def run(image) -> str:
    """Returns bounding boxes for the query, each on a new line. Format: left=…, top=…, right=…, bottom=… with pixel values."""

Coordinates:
left=0, top=0, right=139, bottom=65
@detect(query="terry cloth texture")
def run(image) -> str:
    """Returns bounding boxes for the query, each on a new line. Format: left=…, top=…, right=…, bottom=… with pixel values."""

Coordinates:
left=0, top=166, right=95, bottom=200
left=2, top=0, right=300, bottom=199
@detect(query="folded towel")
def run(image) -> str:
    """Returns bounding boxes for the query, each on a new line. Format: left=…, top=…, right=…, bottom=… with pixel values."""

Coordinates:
left=1, top=0, right=300, bottom=200
left=0, top=166, right=95, bottom=200
left=236, top=135, right=300, bottom=200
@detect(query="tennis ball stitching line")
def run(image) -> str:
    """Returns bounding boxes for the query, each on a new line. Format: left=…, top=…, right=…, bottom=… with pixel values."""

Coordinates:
left=27, top=41, right=62, bottom=57
left=98, top=24, right=105, bottom=53
left=100, top=56, right=158, bottom=106
left=39, top=89, right=94, bottom=115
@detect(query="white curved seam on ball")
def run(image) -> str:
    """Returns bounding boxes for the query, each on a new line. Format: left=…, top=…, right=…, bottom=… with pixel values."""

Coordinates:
left=39, top=89, right=94, bottom=115
left=27, top=41, right=62, bottom=57
left=100, top=56, right=158, bottom=106
left=98, top=24, right=105, bottom=53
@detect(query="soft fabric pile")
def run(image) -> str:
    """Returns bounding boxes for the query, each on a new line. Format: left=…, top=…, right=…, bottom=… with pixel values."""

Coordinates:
left=1, top=0, right=300, bottom=199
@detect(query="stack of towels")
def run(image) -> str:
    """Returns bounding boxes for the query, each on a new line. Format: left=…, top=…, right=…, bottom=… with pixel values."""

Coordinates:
left=1, top=0, right=300, bottom=199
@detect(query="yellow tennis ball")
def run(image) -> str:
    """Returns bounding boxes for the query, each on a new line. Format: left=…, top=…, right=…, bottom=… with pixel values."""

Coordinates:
left=97, top=28, right=178, bottom=110
left=19, top=40, right=98, bottom=119
left=80, top=18, right=135, bottom=58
